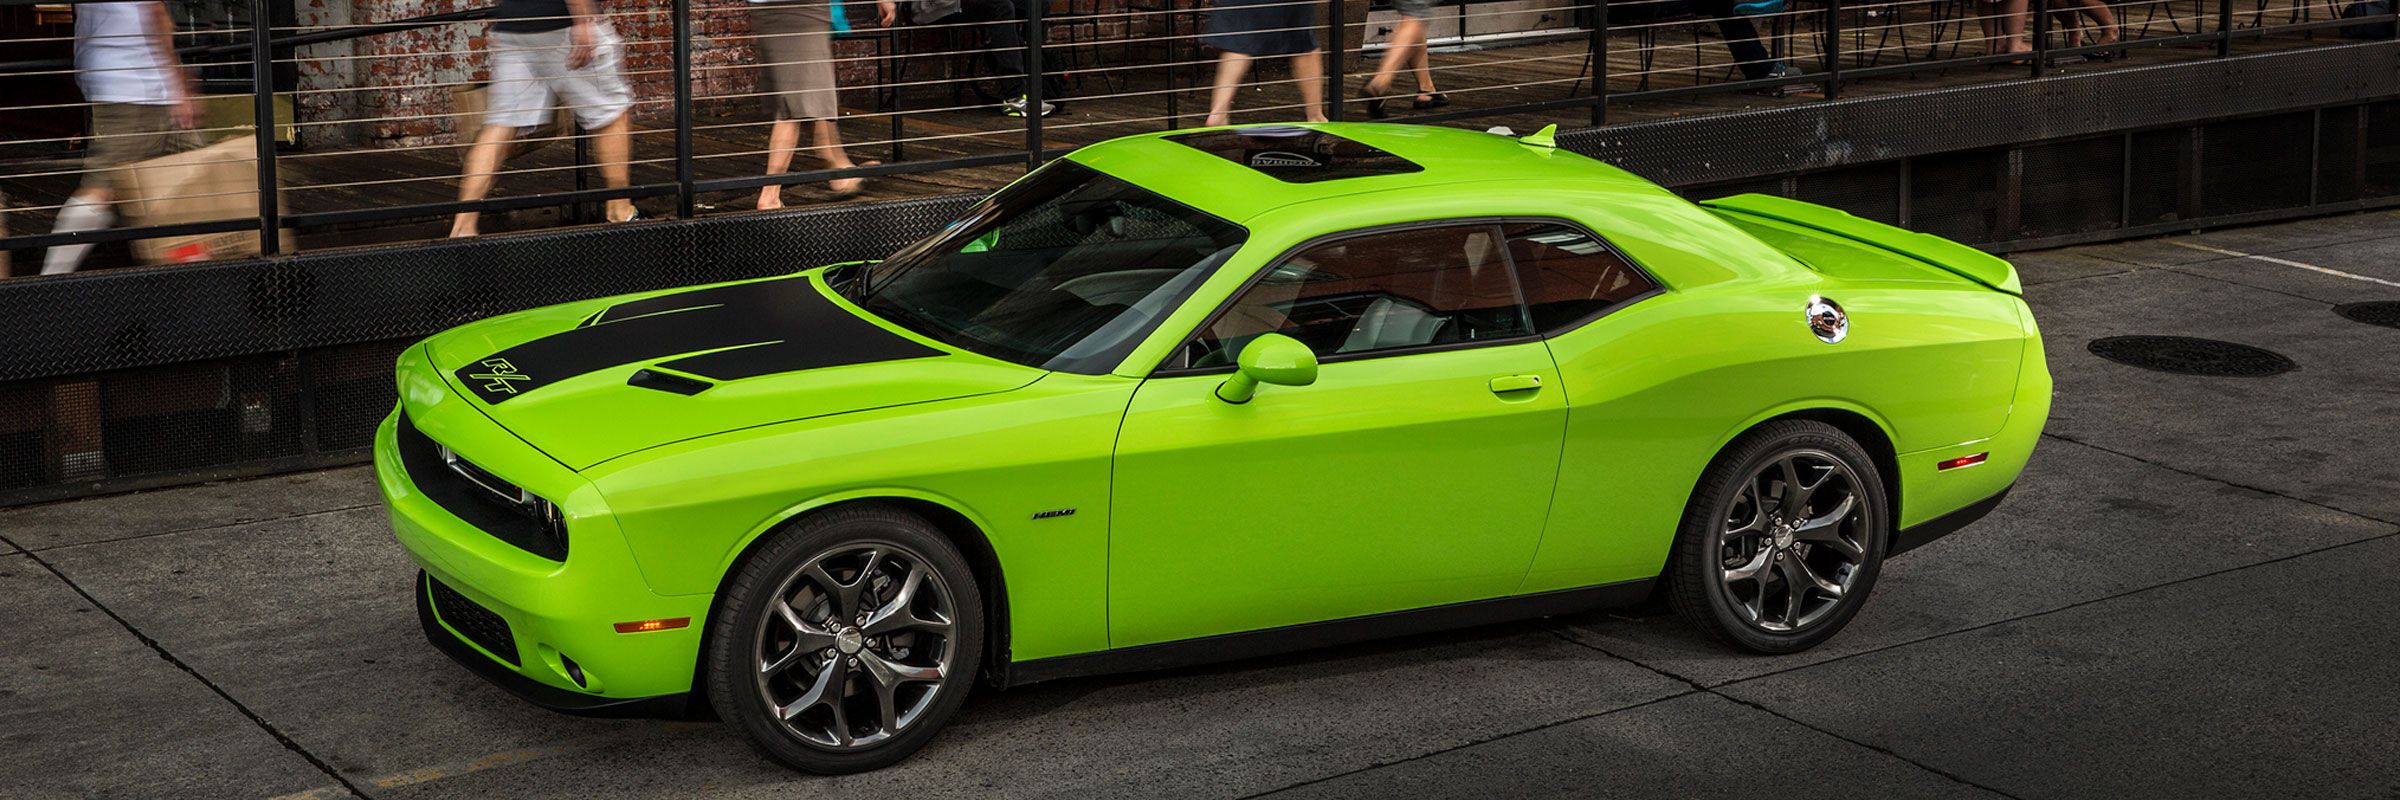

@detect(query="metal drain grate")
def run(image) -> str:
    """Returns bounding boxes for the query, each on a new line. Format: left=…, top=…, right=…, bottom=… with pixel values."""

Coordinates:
left=2334, top=302, right=2400, bottom=329
left=2087, top=336, right=2296, bottom=377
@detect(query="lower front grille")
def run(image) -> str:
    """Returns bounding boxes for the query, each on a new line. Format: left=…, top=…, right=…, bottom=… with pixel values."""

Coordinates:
left=428, top=577, right=520, bottom=665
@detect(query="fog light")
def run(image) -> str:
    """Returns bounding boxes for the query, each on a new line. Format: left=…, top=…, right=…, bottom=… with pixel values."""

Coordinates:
left=561, top=654, right=587, bottom=687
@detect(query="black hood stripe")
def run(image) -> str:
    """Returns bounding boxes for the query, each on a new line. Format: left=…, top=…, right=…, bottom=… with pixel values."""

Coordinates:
left=456, top=276, right=943, bottom=404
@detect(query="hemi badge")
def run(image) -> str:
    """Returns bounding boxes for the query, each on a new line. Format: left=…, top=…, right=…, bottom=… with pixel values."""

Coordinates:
left=1937, top=453, right=1989, bottom=471
left=1031, top=508, right=1077, bottom=520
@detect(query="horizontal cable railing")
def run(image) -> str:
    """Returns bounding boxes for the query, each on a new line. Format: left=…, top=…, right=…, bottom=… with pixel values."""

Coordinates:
left=0, top=0, right=2391, bottom=271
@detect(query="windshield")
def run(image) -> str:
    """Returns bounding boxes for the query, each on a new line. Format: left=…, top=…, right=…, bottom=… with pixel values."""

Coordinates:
left=849, top=161, right=1247, bottom=373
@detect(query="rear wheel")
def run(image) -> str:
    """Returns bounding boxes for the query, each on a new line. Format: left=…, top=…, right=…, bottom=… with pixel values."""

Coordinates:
left=706, top=505, right=983, bottom=773
left=1665, top=420, right=1888, bottom=654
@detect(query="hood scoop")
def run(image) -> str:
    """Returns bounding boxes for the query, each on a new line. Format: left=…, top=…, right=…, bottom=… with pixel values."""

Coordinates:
left=627, top=368, right=713, bottom=396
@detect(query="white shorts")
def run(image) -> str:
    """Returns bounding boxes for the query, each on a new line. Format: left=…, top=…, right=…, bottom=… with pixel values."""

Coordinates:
left=485, top=23, right=634, bottom=130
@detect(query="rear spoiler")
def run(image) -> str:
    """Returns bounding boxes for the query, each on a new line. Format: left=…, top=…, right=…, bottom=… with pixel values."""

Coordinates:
left=1700, top=193, right=2022, bottom=295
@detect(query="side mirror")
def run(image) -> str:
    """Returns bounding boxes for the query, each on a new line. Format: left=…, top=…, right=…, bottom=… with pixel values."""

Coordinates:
left=1216, top=333, right=1318, bottom=404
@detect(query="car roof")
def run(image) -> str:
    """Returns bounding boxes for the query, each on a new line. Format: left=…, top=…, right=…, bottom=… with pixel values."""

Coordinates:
left=1063, top=122, right=1663, bottom=224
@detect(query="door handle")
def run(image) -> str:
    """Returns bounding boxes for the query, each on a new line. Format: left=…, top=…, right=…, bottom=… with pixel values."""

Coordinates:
left=1488, top=374, right=1543, bottom=394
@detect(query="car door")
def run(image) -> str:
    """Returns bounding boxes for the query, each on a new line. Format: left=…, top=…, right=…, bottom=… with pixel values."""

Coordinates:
left=1108, top=222, right=1570, bottom=647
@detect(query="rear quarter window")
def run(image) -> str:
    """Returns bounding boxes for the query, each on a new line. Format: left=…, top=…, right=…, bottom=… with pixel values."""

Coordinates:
left=1503, top=222, right=1659, bottom=332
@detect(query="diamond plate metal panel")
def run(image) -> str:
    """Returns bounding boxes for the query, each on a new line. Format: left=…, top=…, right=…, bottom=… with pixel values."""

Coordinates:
left=1560, top=42, right=2400, bottom=187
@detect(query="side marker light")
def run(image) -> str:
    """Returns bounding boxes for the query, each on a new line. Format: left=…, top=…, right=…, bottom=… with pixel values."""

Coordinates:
left=1937, top=453, right=1989, bottom=471
left=614, top=617, right=691, bottom=634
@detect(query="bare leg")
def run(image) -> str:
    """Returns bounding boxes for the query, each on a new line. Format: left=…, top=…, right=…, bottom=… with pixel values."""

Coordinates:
left=1290, top=50, right=1328, bottom=122
left=451, top=124, right=518, bottom=238
left=1205, top=52, right=1254, bottom=127
left=2077, top=0, right=2120, bottom=43
left=759, top=118, right=800, bottom=211
left=1411, top=34, right=1437, bottom=98
left=1366, top=17, right=1426, bottom=95
left=811, top=119, right=868, bottom=195
left=589, top=112, right=636, bottom=222
left=2003, top=0, right=2031, bottom=54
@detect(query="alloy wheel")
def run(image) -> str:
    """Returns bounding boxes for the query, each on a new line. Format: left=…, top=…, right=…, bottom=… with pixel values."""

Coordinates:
left=1713, top=450, right=1871, bottom=633
left=755, top=542, right=958, bottom=751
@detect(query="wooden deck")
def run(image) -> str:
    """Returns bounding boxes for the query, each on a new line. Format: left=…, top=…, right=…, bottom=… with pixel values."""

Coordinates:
left=0, top=0, right=2362, bottom=272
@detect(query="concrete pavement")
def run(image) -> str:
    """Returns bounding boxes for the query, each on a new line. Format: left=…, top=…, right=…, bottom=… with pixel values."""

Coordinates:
left=4, top=212, right=2397, bottom=799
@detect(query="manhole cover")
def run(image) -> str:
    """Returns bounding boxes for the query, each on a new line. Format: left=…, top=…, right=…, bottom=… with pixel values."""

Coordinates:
left=2334, top=301, right=2400, bottom=329
left=2086, top=335, right=2296, bottom=377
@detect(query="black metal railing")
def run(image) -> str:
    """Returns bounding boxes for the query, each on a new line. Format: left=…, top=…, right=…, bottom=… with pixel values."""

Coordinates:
left=1, top=0, right=2393, bottom=268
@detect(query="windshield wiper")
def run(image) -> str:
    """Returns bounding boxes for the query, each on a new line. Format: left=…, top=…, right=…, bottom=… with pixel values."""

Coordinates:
left=859, top=295, right=959, bottom=350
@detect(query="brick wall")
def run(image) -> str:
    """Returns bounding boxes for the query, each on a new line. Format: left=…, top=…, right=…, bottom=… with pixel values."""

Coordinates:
left=289, top=0, right=963, bottom=149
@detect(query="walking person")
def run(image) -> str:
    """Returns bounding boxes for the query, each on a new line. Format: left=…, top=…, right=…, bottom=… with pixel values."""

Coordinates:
left=1355, top=0, right=1443, bottom=118
left=451, top=0, right=637, bottom=237
left=955, top=0, right=1062, bottom=117
left=1690, top=0, right=1805, bottom=85
left=2051, top=0, right=2123, bottom=59
left=1202, top=0, right=1329, bottom=126
left=1977, top=0, right=2033, bottom=60
left=44, top=1, right=199, bottom=275
left=750, top=0, right=896, bottom=208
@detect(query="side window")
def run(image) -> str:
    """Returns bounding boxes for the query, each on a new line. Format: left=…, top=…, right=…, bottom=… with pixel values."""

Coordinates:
left=1504, top=222, right=1658, bottom=331
left=1184, top=225, right=1533, bottom=368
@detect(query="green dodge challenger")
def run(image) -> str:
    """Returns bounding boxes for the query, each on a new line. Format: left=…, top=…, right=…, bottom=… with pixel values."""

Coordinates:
left=377, top=122, right=2049, bottom=772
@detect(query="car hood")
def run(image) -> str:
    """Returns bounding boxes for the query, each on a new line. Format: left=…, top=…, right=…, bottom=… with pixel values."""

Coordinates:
left=417, top=271, right=1046, bottom=470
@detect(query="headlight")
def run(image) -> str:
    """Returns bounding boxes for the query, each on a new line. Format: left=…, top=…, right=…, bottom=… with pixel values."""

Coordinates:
left=536, top=497, right=569, bottom=552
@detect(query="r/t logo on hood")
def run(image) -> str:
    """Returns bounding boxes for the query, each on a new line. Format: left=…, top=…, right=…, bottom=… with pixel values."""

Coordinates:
left=452, top=275, right=943, bottom=405
left=468, top=359, right=530, bottom=395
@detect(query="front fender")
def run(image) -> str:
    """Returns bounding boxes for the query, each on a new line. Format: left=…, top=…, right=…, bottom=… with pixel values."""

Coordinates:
left=583, top=372, right=1137, bottom=662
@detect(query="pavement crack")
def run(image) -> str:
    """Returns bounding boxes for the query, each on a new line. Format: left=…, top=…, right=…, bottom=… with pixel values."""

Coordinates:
left=1235, top=689, right=1704, bottom=799
left=23, top=502, right=384, bottom=554
left=0, top=534, right=372, bottom=799
left=1229, top=507, right=2400, bottom=800
left=2024, top=266, right=2143, bottom=288
left=1544, top=630, right=2026, bottom=800
left=1700, top=526, right=2400, bottom=693
left=2040, top=432, right=2398, bottom=526
left=2150, top=263, right=2336, bottom=304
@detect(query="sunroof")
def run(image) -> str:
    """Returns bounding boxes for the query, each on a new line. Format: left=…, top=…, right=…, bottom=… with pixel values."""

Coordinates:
left=1163, top=126, right=1424, bottom=183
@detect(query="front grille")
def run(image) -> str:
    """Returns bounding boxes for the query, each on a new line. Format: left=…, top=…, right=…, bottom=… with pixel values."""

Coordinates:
left=394, top=413, right=568, bottom=561
left=428, top=576, right=520, bottom=665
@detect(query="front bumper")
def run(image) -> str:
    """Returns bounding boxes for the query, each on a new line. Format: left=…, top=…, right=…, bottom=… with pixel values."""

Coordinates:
left=416, top=571, right=694, bottom=717
left=378, top=401, right=711, bottom=711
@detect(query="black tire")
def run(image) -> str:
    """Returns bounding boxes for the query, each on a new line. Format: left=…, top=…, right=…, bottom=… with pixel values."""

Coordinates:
left=1664, top=419, right=1889, bottom=654
left=705, top=504, right=984, bottom=773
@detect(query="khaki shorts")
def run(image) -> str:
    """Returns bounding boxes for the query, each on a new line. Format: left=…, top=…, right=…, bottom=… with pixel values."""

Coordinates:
left=83, top=102, right=201, bottom=191
left=486, top=22, right=635, bottom=130
left=751, top=4, right=840, bottom=122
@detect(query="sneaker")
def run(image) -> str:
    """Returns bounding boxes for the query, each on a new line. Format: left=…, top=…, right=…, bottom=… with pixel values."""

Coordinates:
left=1001, top=95, right=1056, bottom=118
left=1750, top=63, right=1812, bottom=96
left=1731, top=0, right=1785, bottom=14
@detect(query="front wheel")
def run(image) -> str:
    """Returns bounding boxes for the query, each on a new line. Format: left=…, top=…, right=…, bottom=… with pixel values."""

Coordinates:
left=705, top=505, right=984, bottom=773
left=1665, top=420, right=1889, bottom=654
